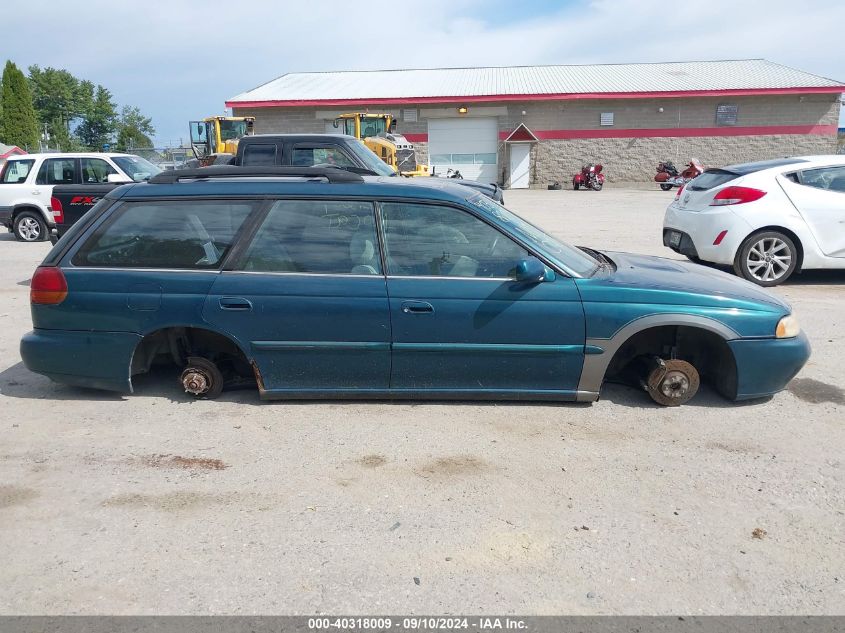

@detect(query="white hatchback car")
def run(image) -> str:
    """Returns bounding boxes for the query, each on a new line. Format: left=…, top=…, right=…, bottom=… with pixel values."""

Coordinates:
left=663, top=155, right=845, bottom=286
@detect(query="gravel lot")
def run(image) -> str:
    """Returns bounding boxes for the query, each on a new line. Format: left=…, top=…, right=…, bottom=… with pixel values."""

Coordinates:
left=0, top=187, right=842, bottom=615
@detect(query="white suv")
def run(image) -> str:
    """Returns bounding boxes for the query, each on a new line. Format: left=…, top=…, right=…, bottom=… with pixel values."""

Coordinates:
left=0, top=153, right=161, bottom=241
left=663, top=155, right=845, bottom=286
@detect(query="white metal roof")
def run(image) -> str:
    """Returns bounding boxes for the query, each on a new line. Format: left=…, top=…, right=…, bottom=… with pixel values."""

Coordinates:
left=228, top=60, right=844, bottom=105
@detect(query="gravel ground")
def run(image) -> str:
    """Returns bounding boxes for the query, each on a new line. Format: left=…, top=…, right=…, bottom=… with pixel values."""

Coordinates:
left=0, top=187, right=842, bottom=615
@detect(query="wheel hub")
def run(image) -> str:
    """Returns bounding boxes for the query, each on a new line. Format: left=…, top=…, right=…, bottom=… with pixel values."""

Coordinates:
left=660, top=370, right=690, bottom=399
left=181, top=369, right=210, bottom=395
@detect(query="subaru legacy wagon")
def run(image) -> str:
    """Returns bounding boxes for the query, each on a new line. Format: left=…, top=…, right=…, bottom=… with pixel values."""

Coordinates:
left=21, top=166, right=810, bottom=406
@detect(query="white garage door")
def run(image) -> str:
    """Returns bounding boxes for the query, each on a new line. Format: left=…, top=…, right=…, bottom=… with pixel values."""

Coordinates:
left=427, top=117, right=498, bottom=183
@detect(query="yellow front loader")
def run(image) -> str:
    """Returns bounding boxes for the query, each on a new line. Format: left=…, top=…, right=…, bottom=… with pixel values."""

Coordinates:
left=333, top=113, right=429, bottom=177
left=189, top=116, right=255, bottom=166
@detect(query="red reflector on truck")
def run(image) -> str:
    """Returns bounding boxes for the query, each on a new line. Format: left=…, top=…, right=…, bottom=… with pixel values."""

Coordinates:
left=713, top=230, right=728, bottom=245
left=50, top=196, right=64, bottom=223
left=30, top=266, right=68, bottom=305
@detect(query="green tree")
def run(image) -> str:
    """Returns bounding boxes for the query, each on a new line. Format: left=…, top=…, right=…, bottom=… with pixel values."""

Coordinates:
left=28, top=65, right=90, bottom=147
left=0, top=60, right=39, bottom=149
left=75, top=84, right=117, bottom=149
left=116, top=105, right=155, bottom=151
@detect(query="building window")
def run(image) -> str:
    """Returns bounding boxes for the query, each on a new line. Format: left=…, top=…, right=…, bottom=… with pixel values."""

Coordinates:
left=600, top=112, right=614, bottom=126
left=403, top=109, right=418, bottom=122
left=716, top=104, right=739, bottom=126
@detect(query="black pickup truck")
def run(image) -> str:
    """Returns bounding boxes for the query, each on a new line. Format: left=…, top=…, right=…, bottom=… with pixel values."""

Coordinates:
left=48, top=184, right=117, bottom=243
left=48, top=134, right=504, bottom=241
left=235, top=134, right=504, bottom=203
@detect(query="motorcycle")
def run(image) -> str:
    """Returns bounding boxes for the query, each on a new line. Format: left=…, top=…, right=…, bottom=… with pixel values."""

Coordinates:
left=655, top=158, right=703, bottom=191
left=431, top=166, right=463, bottom=179
left=572, top=163, right=604, bottom=191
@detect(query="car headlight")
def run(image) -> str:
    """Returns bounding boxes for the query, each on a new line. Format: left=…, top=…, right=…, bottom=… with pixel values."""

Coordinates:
left=776, top=315, right=800, bottom=338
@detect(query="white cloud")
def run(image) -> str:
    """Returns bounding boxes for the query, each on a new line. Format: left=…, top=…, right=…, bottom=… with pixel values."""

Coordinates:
left=3, top=0, right=843, bottom=143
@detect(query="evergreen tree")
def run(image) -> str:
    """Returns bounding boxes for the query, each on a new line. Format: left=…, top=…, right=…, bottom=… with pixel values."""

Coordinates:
left=75, top=85, right=117, bottom=149
left=0, top=60, right=39, bottom=149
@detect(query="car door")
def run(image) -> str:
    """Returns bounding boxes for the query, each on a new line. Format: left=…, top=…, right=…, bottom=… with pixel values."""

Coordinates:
left=379, top=201, right=586, bottom=396
left=203, top=198, right=391, bottom=394
left=779, top=165, right=845, bottom=258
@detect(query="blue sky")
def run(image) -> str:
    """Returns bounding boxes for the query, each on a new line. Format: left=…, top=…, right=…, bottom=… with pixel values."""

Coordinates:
left=4, top=0, right=844, bottom=145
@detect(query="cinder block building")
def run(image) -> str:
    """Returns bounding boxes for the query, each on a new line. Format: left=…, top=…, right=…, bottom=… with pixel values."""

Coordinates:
left=227, top=60, right=844, bottom=187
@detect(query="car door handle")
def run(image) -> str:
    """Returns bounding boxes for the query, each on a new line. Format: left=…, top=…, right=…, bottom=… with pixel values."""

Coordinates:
left=401, top=300, right=434, bottom=314
left=219, top=297, right=252, bottom=311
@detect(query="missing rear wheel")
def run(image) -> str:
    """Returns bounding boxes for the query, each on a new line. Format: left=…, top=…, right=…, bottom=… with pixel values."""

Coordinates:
left=180, top=356, right=224, bottom=399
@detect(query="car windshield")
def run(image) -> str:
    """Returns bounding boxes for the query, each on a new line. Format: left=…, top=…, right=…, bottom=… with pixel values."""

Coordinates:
left=470, top=194, right=600, bottom=277
left=111, top=155, right=162, bottom=182
left=346, top=139, right=396, bottom=176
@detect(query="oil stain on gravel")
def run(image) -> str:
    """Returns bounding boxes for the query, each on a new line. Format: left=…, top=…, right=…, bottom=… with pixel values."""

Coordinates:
left=141, top=454, right=228, bottom=470
left=417, top=455, right=487, bottom=477
left=101, top=491, right=236, bottom=511
left=357, top=454, right=387, bottom=468
left=788, top=378, right=845, bottom=405
left=0, top=485, right=38, bottom=508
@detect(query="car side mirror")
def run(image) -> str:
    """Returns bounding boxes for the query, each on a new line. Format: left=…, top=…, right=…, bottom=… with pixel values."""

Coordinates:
left=515, top=256, right=553, bottom=283
left=107, top=174, right=132, bottom=184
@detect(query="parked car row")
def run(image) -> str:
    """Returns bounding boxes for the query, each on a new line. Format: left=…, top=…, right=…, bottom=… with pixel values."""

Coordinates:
left=20, top=164, right=809, bottom=408
left=10, top=144, right=832, bottom=406
left=0, top=153, right=161, bottom=241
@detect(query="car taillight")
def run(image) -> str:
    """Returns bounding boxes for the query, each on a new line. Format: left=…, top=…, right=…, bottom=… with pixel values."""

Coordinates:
left=50, top=196, right=64, bottom=223
left=710, top=186, right=766, bottom=206
left=30, top=266, right=68, bottom=305
left=675, top=184, right=684, bottom=200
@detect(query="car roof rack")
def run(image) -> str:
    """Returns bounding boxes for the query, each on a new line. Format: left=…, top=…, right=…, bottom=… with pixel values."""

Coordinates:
left=148, top=165, right=365, bottom=184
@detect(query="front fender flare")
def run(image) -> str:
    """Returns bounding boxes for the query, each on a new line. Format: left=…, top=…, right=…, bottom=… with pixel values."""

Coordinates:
left=575, top=313, right=739, bottom=401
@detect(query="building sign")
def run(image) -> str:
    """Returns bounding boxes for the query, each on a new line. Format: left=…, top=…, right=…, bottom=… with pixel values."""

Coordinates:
left=716, top=104, right=739, bottom=126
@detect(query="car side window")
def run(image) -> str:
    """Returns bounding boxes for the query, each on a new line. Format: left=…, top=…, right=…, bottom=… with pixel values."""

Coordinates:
left=81, top=158, right=117, bottom=183
left=380, top=202, right=529, bottom=278
left=291, top=146, right=357, bottom=168
left=798, top=166, right=845, bottom=193
left=72, top=200, right=256, bottom=269
left=36, top=158, right=76, bottom=185
left=241, top=143, right=277, bottom=166
left=0, top=159, right=35, bottom=183
left=241, top=200, right=381, bottom=275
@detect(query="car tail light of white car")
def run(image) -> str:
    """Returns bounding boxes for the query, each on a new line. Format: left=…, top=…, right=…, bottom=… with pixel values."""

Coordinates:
left=709, top=186, right=767, bottom=206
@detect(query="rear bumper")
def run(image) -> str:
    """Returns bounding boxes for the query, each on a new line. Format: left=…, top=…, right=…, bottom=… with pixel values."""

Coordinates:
left=728, top=331, right=811, bottom=400
left=20, top=329, right=142, bottom=393
left=663, top=203, right=751, bottom=265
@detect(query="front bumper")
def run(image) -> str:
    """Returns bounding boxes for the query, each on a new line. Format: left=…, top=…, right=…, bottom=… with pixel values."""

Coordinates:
left=663, top=202, right=752, bottom=266
left=728, top=330, right=811, bottom=400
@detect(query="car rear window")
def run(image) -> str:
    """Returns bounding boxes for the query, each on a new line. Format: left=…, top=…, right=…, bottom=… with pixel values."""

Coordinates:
left=72, top=200, right=257, bottom=269
left=688, top=158, right=810, bottom=191
left=1, top=159, right=35, bottom=183
left=686, top=169, right=740, bottom=191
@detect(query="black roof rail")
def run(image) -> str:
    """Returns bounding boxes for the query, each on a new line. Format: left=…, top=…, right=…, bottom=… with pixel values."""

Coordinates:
left=148, top=165, right=365, bottom=184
